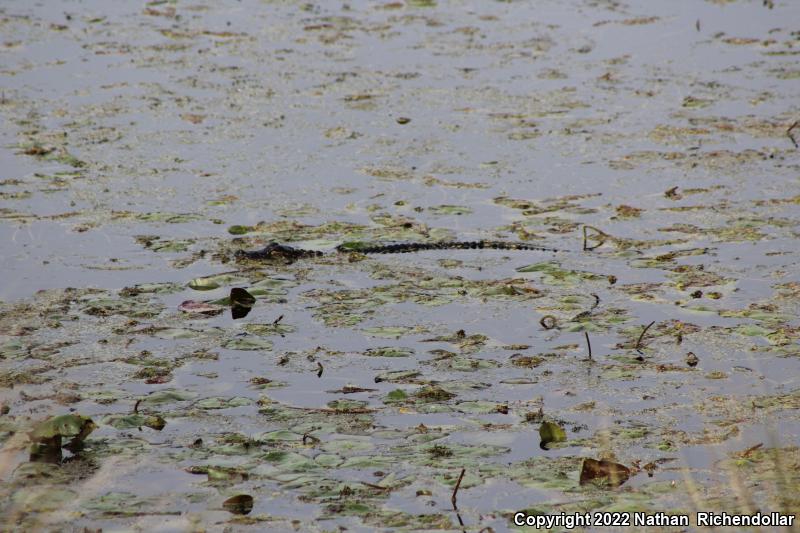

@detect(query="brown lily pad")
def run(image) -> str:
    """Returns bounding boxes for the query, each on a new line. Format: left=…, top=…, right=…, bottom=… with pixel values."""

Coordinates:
left=223, top=494, right=254, bottom=515
left=579, top=458, right=631, bottom=487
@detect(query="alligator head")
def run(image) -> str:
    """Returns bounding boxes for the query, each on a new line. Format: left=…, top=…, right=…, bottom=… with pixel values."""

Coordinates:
left=235, top=242, right=321, bottom=264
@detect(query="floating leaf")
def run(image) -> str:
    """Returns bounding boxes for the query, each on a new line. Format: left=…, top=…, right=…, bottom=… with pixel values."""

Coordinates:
left=384, top=389, right=409, bottom=404
left=11, top=487, right=77, bottom=513
left=256, top=430, right=303, bottom=442
left=149, top=327, right=204, bottom=340
left=29, top=414, right=96, bottom=444
left=103, top=414, right=166, bottom=431
left=178, top=300, right=223, bottom=315
left=261, top=450, right=318, bottom=471
left=428, top=205, right=472, bottom=216
left=327, top=399, right=370, bottom=412
left=231, top=304, right=252, bottom=320
left=539, top=421, right=567, bottom=449
left=223, top=494, right=254, bottom=515
left=244, top=323, right=295, bottom=336
left=455, top=400, right=506, bottom=414
left=207, top=467, right=249, bottom=483
left=140, top=389, right=197, bottom=406
left=364, top=347, right=414, bottom=357
left=579, top=458, right=631, bottom=487
left=195, top=396, right=253, bottom=410
left=83, top=492, right=154, bottom=514
left=361, top=326, right=414, bottom=339
left=414, top=386, right=456, bottom=402
left=516, top=262, right=607, bottom=286
left=374, top=370, right=422, bottom=383
left=228, top=225, right=254, bottom=235
left=230, top=287, right=256, bottom=307
left=321, top=438, right=374, bottom=454
left=221, top=337, right=273, bottom=351
left=188, top=278, right=221, bottom=291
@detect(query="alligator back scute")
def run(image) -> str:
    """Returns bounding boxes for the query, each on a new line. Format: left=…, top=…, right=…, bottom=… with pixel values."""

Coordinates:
left=235, top=242, right=322, bottom=263
left=238, top=240, right=562, bottom=263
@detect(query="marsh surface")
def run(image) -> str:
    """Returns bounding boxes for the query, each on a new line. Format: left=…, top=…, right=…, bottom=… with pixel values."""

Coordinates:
left=1, top=0, right=799, bottom=531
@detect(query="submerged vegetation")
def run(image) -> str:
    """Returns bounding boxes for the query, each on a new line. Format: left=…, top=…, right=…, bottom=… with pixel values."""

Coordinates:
left=1, top=0, right=799, bottom=530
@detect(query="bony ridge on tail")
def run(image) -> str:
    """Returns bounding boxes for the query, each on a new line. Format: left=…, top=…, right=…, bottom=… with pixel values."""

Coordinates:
left=234, top=240, right=565, bottom=264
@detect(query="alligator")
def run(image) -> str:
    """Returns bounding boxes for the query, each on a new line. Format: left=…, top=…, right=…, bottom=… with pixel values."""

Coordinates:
left=235, top=240, right=564, bottom=264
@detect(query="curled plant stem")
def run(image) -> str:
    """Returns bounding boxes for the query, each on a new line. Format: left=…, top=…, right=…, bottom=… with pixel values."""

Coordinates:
left=582, top=225, right=608, bottom=251
left=540, top=315, right=557, bottom=330
left=636, top=321, right=656, bottom=354
left=788, top=120, right=799, bottom=149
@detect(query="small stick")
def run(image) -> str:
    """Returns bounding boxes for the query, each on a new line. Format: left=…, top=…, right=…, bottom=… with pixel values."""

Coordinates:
left=788, top=121, right=799, bottom=149
left=316, top=362, right=324, bottom=378
left=359, top=481, right=392, bottom=492
left=273, top=314, right=283, bottom=325
left=636, top=321, right=656, bottom=354
left=455, top=510, right=466, bottom=528
left=590, top=293, right=600, bottom=310
left=739, top=442, right=763, bottom=458
left=451, top=467, right=466, bottom=509
left=584, top=331, right=592, bottom=360
left=133, top=399, right=141, bottom=414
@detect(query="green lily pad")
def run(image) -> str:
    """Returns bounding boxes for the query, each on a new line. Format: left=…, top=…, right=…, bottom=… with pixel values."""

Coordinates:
left=244, top=323, right=296, bottom=336
left=455, top=401, right=506, bottom=414
left=374, top=370, right=422, bottom=383
left=516, top=262, right=608, bottom=286
left=195, top=397, right=253, bottom=410
left=261, top=450, right=318, bottom=472
left=321, top=439, right=374, bottom=454
left=12, top=487, right=78, bottom=513
left=428, top=205, right=472, bottom=216
left=228, top=225, right=255, bottom=235
left=364, top=347, right=414, bottom=357
left=256, top=430, right=303, bottom=442
left=384, top=389, right=409, bottom=404
left=29, top=414, right=96, bottom=444
left=102, top=414, right=166, bottom=431
left=222, top=337, right=273, bottom=351
left=188, top=278, right=221, bottom=291
left=361, top=326, right=415, bottom=339
left=140, top=389, right=197, bottom=406
left=327, top=399, right=370, bottom=412
left=539, top=421, right=567, bottom=448
left=150, top=327, right=204, bottom=340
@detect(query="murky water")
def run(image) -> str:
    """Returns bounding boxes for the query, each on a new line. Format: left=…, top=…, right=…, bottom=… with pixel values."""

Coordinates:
left=1, top=0, right=799, bottom=531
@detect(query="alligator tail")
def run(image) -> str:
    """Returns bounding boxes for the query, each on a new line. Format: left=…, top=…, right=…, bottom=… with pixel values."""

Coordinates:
left=339, top=240, right=561, bottom=255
